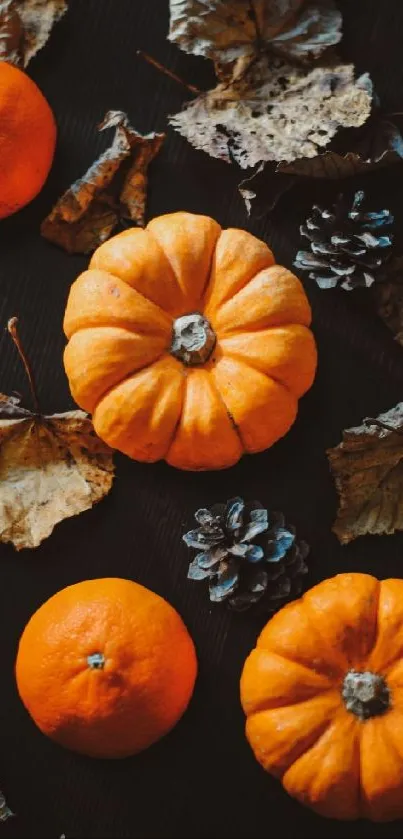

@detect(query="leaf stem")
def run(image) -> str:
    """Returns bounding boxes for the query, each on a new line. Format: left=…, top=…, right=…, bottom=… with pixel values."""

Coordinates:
left=248, top=0, right=263, bottom=51
left=363, top=417, right=403, bottom=435
left=7, top=318, right=40, bottom=414
left=136, top=50, right=201, bottom=95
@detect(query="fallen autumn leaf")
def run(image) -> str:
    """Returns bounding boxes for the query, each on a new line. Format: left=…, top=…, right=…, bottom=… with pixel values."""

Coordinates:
left=169, top=0, right=341, bottom=66
left=170, top=59, right=372, bottom=168
left=41, top=110, right=165, bottom=254
left=373, top=256, right=403, bottom=348
left=0, top=318, right=114, bottom=550
left=0, top=0, right=67, bottom=67
left=327, top=403, right=403, bottom=544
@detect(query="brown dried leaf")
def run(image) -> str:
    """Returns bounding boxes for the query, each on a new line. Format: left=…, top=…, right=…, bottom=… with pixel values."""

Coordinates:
left=169, top=0, right=341, bottom=65
left=171, top=59, right=372, bottom=168
left=169, top=0, right=300, bottom=63
left=41, top=195, right=119, bottom=255
left=327, top=403, right=403, bottom=544
left=0, top=0, right=21, bottom=63
left=41, top=111, right=165, bottom=254
left=0, top=392, right=33, bottom=418
left=0, top=0, right=67, bottom=67
left=120, top=131, right=165, bottom=224
left=277, top=149, right=399, bottom=179
left=238, top=162, right=296, bottom=215
left=0, top=409, right=114, bottom=550
left=373, top=257, right=403, bottom=348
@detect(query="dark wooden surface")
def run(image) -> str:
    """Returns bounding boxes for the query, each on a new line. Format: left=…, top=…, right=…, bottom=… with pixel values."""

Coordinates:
left=1, top=2, right=403, bottom=837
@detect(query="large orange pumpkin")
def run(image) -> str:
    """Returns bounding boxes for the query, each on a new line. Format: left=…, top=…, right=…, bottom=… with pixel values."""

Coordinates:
left=241, top=573, right=403, bottom=822
left=16, top=578, right=197, bottom=758
left=63, top=213, right=317, bottom=470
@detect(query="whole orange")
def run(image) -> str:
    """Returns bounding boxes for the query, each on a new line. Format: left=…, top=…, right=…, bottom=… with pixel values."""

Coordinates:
left=15, top=578, right=197, bottom=758
left=0, top=61, right=56, bottom=218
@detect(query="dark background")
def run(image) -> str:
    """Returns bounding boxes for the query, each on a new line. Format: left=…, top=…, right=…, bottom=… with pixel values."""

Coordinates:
left=0, top=1, right=403, bottom=837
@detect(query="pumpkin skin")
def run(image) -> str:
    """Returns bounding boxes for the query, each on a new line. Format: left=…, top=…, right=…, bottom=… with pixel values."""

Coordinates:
left=240, top=573, right=403, bottom=822
left=63, top=212, right=317, bottom=470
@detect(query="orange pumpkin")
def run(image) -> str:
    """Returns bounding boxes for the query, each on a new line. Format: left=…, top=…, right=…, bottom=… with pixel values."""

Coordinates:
left=240, top=573, right=403, bottom=822
left=63, top=213, right=317, bottom=471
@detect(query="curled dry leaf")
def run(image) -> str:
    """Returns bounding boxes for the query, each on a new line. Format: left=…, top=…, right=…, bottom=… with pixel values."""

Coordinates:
left=327, top=403, right=403, bottom=544
left=171, top=59, right=372, bottom=168
left=169, top=0, right=341, bottom=65
left=238, top=162, right=296, bottom=215
left=0, top=319, right=114, bottom=550
left=277, top=149, right=398, bottom=179
left=240, top=108, right=402, bottom=214
left=41, top=110, right=165, bottom=254
left=373, top=256, right=403, bottom=347
left=0, top=0, right=67, bottom=67
left=238, top=152, right=395, bottom=218
left=238, top=120, right=401, bottom=215
left=345, top=93, right=403, bottom=164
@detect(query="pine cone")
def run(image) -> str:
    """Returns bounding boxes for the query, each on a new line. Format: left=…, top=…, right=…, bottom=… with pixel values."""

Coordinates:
left=183, top=498, right=309, bottom=613
left=294, top=190, right=393, bottom=291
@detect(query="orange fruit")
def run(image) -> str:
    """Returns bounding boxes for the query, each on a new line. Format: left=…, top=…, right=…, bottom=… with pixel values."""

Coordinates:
left=15, top=578, right=197, bottom=758
left=0, top=61, right=56, bottom=219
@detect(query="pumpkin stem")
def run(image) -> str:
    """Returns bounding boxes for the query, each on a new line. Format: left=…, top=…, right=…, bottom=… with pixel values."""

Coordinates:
left=171, top=313, right=216, bottom=366
left=87, top=653, right=105, bottom=670
left=7, top=317, right=40, bottom=414
left=342, top=670, right=390, bottom=720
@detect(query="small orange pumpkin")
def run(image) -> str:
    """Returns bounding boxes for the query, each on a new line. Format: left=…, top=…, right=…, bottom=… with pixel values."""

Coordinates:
left=63, top=212, right=317, bottom=470
left=241, top=573, right=403, bottom=822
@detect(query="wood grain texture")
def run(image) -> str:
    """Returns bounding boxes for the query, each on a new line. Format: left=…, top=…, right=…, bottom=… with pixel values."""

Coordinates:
left=0, top=1, right=403, bottom=837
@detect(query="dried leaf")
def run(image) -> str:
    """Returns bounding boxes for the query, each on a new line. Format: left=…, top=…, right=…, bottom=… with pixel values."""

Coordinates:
left=278, top=95, right=403, bottom=178
left=267, top=1, right=342, bottom=62
left=238, top=162, right=296, bottom=214
left=169, top=0, right=300, bottom=63
left=0, top=317, right=114, bottom=550
left=0, top=392, right=33, bottom=418
left=0, top=0, right=67, bottom=67
left=327, top=403, right=403, bottom=544
left=41, top=110, right=165, bottom=254
left=169, top=0, right=341, bottom=65
left=388, top=124, right=403, bottom=158
left=277, top=149, right=398, bottom=179
left=0, top=1, right=21, bottom=62
left=373, top=256, right=403, bottom=347
left=353, top=117, right=403, bottom=165
left=119, top=132, right=165, bottom=223
left=238, top=184, right=256, bottom=215
left=344, top=92, right=403, bottom=165
left=41, top=197, right=118, bottom=255
left=0, top=409, right=114, bottom=550
left=171, top=58, right=372, bottom=168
